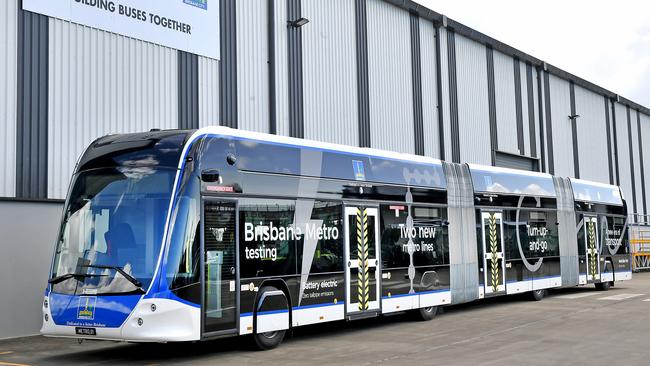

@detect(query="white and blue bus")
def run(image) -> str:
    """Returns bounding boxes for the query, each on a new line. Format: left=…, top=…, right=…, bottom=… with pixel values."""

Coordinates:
left=41, top=127, right=632, bottom=349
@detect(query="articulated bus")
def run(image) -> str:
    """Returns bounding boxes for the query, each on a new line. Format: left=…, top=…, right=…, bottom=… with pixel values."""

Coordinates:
left=41, top=127, right=632, bottom=349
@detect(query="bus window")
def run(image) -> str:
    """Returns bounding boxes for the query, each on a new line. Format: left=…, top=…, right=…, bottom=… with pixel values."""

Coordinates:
left=295, top=201, right=344, bottom=274
left=380, top=205, right=410, bottom=268
left=239, top=198, right=297, bottom=279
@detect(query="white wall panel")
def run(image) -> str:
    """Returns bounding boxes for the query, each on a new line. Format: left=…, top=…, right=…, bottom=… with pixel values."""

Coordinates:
left=302, top=0, right=358, bottom=146
left=615, top=102, right=633, bottom=214
left=455, top=35, right=490, bottom=165
left=198, top=56, right=220, bottom=127
left=367, top=0, right=414, bottom=154
left=548, top=74, right=573, bottom=177
left=532, top=69, right=541, bottom=158
left=419, top=19, right=440, bottom=158
left=631, top=109, right=644, bottom=213
left=237, top=0, right=269, bottom=133
left=48, top=19, right=178, bottom=199
left=274, top=0, right=290, bottom=136
left=439, top=27, right=452, bottom=160
left=641, top=113, right=650, bottom=215
left=575, top=86, right=609, bottom=183
left=0, top=0, right=17, bottom=197
left=521, top=62, right=531, bottom=156
left=493, top=51, right=518, bottom=155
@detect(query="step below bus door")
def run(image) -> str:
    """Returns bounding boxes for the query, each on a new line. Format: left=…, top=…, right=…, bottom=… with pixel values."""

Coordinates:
left=583, top=216, right=601, bottom=282
left=344, top=206, right=381, bottom=317
left=201, top=199, right=239, bottom=338
left=481, top=211, right=506, bottom=296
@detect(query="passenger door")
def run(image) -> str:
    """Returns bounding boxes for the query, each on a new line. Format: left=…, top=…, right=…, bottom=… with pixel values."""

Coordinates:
left=202, top=199, right=239, bottom=337
left=583, top=215, right=601, bottom=282
left=481, top=211, right=506, bottom=295
left=344, top=206, right=381, bottom=317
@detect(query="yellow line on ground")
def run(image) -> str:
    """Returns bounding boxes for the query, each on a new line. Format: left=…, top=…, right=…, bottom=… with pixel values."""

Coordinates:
left=0, top=361, right=31, bottom=366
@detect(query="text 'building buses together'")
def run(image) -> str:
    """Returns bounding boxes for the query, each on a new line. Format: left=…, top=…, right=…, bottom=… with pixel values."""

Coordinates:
left=41, top=127, right=632, bottom=349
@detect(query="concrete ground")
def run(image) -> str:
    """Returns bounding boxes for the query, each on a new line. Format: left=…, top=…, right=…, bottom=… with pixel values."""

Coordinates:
left=2, top=274, right=650, bottom=366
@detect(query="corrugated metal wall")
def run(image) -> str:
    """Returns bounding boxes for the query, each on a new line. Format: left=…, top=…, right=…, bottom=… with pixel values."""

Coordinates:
left=493, top=50, right=518, bottom=155
left=574, top=85, right=609, bottom=183
left=455, top=35, right=491, bottom=165
left=631, top=109, right=644, bottom=212
left=531, top=66, right=541, bottom=158
left=302, top=0, right=358, bottom=146
left=641, top=113, right=650, bottom=214
left=274, top=0, right=290, bottom=136
left=366, top=0, right=414, bottom=154
left=548, top=74, right=574, bottom=177
left=0, top=0, right=17, bottom=197
left=520, top=62, right=532, bottom=156
left=198, top=57, right=220, bottom=127
left=419, top=19, right=440, bottom=158
left=237, top=0, right=269, bottom=133
left=614, top=102, right=634, bottom=213
left=47, top=19, right=179, bottom=199
left=439, top=26, right=452, bottom=161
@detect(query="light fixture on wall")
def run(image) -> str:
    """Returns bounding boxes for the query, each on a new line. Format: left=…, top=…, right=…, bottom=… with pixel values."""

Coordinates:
left=288, top=17, right=309, bottom=28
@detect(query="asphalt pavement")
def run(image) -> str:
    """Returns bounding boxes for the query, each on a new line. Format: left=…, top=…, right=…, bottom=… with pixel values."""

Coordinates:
left=1, top=273, right=650, bottom=365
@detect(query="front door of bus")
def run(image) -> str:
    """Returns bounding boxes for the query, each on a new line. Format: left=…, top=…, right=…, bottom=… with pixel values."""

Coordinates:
left=344, top=206, right=381, bottom=316
left=481, top=211, right=506, bottom=295
left=583, top=215, right=601, bottom=282
left=202, top=199, right=239, bottom=336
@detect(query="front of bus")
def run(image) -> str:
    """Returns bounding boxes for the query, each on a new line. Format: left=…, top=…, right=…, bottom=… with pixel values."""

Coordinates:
left=41, top=130, right=196, bottom=342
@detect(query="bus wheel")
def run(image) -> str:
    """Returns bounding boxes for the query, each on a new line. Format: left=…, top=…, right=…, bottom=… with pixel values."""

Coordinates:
left=253, top=329, right=286, bottom=350
left=414, top=306, right=438, bottom=321
left=253, top=286, right=287, bottom=350
left=595, top=281, right=611, bottom=291
left=530, top=289, right=546, bottom=301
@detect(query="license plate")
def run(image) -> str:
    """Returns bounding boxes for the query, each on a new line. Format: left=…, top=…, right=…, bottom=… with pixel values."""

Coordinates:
left=75, top=327, right=96, bottom=336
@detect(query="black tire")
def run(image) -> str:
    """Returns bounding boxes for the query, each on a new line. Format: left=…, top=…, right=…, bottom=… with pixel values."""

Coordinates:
left=530, top=289, right=546, bottom=301
left=595, top=281, right=611, bottom=291
left=252, top=286, right=287, bottom=350
left=253, top=329, right=286, bottom=350
left=413, top=306, right=438, bottom=321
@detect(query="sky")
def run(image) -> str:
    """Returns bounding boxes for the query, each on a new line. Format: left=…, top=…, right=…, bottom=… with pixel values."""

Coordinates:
left=416, top=0, right=650, bottom=107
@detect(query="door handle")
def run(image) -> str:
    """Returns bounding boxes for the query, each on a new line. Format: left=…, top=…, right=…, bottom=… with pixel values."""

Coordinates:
left=230, top=267, right=235, bottom=275
left=348, top=261, right=352, bottom=268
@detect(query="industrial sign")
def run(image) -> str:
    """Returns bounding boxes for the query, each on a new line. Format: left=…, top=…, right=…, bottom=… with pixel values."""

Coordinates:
left=23, top=0, right=220, bottom=59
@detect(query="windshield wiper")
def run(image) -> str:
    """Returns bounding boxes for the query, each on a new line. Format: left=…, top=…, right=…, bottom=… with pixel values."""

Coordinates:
left=81, top=265, right=146, bottom=294
left=48, top=273, right=106, bottom=285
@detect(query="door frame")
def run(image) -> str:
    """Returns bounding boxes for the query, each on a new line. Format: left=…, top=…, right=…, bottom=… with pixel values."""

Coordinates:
left=480, top=210, right=506, bottom=295
left=200, top=197, right=240, bottom=339
left=583, top=215, right=601, bottom=282
left=343, top=205, right=382, bottom=316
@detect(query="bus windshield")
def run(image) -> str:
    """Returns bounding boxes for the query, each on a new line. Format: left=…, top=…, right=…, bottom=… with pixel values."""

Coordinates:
left=50, top=167, right=176, bottom=296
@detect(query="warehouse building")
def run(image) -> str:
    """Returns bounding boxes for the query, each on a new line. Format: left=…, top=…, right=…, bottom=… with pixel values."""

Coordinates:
left=1, top=0, right=649, bottom=339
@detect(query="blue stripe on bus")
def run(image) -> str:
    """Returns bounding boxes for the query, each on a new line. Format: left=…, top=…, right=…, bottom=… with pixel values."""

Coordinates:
left=505, top=275, right=562, bottom=284
left=241, top=302, right=344, bottom=317
left=382, top=288, right=450, bottom=300
left=241, top=309, right=290, bottom=317
left=293, top=302, right=343, bottom=311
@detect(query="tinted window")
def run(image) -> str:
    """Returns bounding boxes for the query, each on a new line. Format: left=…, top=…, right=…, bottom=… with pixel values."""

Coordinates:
left=503, top=210, right=559, bottom=259
left=571, top=179, right=623, bottom=205
left=380, top=205, right=449, bottom=268
left=470, top=165, right=556, bottom=197
left=296, top=201, right=344, bottom=273
left=239, top=199, right=297, bottom=278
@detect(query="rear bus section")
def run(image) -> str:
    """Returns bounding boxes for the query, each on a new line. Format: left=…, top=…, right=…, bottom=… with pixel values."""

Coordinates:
left=571, top=179, right=632, bottom=288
